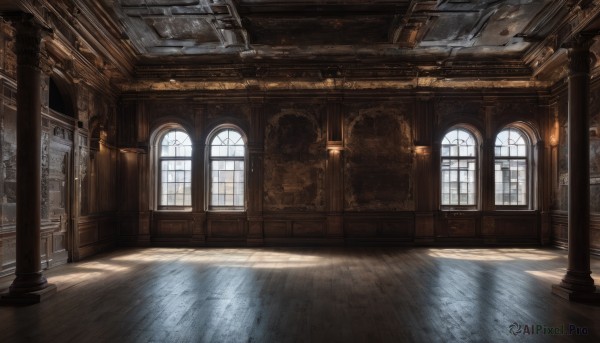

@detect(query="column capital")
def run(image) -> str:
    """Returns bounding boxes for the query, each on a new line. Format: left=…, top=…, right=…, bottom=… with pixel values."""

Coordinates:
left=563, top=33, right=599, bottom=75
left=13, top=13, right=51, bottom=70
left=563, top=32, right=598, bottom=50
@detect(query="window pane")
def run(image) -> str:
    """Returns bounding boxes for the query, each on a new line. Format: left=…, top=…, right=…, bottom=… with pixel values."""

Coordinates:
left=210, top=129, right=245, bottom=157
left=440, top=155, right=477, bottom=206
left=494, top=128, right=529, bottom=206
left=160, top=130, right=192, bottom=157
left=209, top=128, right=246, bottom=209
left=494, top=159, right=527, bottom=206
left=158, top=147, right=192, bottom=207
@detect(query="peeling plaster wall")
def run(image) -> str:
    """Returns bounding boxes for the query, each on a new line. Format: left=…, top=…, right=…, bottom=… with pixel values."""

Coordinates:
left=263, top=106, right=326, bottom=211
left=344, top=104, right=414, bottom=211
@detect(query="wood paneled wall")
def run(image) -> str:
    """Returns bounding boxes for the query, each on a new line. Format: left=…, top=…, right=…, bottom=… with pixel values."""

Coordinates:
left=117, top=91, right=551, bottom=247
left=0, top=20, right=119, bottom=269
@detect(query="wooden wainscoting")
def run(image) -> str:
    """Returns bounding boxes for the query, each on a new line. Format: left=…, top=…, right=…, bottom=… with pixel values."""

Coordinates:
left=551, top=211, right=600, bottom=255
left=207, top=212, right=247, bottom=244
left=436, top=211, right=480, bottom=240
left=263, top=212, right=331, bottom=245
left=436, top=211, right=541, bottom=244
left=151, top=211, right=194, bottom=245
left=482, top=212, right=539, bottom=244
left=0, top=221, right=67, bottom=277
left=344, top=212, right=415, bottom=244
left=76, top=215, right=117, bottom=260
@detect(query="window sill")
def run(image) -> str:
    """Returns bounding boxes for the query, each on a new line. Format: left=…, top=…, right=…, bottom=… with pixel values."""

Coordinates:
left=155, top=208, right=193, bottom=212
left=440, top=208, right=479, bottom=212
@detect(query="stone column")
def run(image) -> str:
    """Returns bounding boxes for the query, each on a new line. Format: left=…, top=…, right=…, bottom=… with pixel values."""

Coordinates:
left=552, top=35, right=599, bottom=302
left=1, top=14, right=56, bottom=304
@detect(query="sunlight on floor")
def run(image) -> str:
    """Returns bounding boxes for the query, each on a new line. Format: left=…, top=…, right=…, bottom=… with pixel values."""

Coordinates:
left=525, top=268, right=566, bottom=282
left=75, top=261, right=131, bottom=272
left=109, top=248, right=327, bottom=269
left=526, top=268, right=600, bottom=284
left=45, top=261, right=132, bottom=291
left=428, top=248, right=560, bottom=261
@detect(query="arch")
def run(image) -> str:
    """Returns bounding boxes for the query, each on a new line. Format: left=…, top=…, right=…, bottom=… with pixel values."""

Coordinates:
left=151, top=124, right=193, bottom=210
left=440, top=126, right=481, bottom=208
left=494, top=124, right=534, bottom=208
left=49, top=77, right=75, bottom=117
left=206, top=124, right=247, bottom=211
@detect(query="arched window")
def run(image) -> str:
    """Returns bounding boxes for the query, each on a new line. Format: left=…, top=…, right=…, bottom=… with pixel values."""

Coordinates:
left=441, top=128, right=478, bottom=207
left=208, top=127, right=246, bottom=210
left=157, top=129, right=192, bottom=209
left=494, top=128, right=529, bottom=206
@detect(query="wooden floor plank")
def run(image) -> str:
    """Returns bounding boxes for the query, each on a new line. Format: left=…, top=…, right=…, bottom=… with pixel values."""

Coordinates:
left=1, top=247, right=599, bottom=342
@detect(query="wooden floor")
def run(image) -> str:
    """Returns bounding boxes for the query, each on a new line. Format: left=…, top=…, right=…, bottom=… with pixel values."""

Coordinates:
left=1, top=247, right=599, bottom=343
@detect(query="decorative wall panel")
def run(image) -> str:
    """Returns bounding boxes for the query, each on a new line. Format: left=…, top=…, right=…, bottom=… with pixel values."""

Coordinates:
left=209, top=220, right=244, bottom=238
left=0, top=22, right=16, bottom=79
left=292, top=221, right=324, bottom=237
left=344, top=104, right=414, bottom=211
left=0, top=95, right=17, bottom=228
left=263, top=221, right=288, bottom=238
left=156, top=220, right=191, bottom=236
left=264, top=107, right=325, bottom=211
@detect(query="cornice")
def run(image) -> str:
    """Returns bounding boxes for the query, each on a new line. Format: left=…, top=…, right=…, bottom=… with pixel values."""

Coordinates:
left=118, top=78, right=551, bottom=94
left=12, top=0, right=135, bottom=94
left=527, top=0, right=600, bottom=83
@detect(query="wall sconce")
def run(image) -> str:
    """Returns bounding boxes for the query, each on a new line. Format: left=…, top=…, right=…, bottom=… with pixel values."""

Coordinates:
left=414, top=146, right=431, bottom=155
left=327, top=146, right=343, bottom=154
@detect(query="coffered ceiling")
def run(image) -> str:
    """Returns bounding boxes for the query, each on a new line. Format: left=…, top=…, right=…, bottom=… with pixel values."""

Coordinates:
left=114, top=0, right=557, bottom=62
left=4, top=0, right=600, bottom=89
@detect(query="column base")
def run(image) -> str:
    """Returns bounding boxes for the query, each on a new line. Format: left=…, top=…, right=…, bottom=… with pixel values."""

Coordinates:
left=0, top=284, right=57, bottom=306
left=551, top=284, right=600, bottom=303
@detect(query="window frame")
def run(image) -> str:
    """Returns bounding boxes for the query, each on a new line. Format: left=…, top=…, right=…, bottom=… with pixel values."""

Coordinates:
left=440, top=126, right=481, bottom=211
left=205, top=125, right=247, bottom=212
left=493, top=127, right=532, bottom=210
left=153, top=125, right=193, bottom=212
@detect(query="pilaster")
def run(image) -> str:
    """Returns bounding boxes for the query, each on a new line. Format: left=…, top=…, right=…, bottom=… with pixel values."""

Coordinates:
left=414, top=93, right=435, bottom=243
left=326, top=100, right=344, bottom=239
left=247, top=99, right=264, bottom=245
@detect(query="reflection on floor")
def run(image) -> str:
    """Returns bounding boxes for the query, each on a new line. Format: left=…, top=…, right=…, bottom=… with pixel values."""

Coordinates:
left=0, top=247, right=599, bottom=342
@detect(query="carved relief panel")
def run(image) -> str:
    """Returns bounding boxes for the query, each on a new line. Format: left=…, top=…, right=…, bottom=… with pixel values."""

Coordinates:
left=0, top=85, right=17, bottom=228
left=590, top=85, right=600, bottom=213
left=49, top=124, right=73, bottom=231
left=77, top=85, right=92, bottom=129
left=78, top=134, right=89, bottom=216
left=0, top=22, right=16, bottom=79
left=41, top=131, right=49, bottom=219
